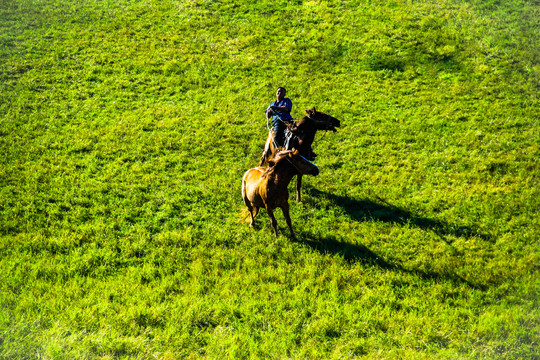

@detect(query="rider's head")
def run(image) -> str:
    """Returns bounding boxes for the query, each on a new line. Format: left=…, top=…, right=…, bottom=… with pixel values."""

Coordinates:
left=276, top=87, right=286, bottom=101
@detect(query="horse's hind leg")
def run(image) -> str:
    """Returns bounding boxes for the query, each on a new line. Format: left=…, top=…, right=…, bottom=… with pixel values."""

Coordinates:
left=296, top=175, right=303, bottom=202
left=250, top=206, right=259, bottom=227
left=244, top=201, right=259, bottom=227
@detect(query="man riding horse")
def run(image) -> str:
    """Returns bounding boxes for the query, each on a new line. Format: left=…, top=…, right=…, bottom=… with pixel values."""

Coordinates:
left=260, top=88, right=341, bottom=201
left=265, top=87, right=318, bottom=160
left=265, top=87, right=293, bottom=149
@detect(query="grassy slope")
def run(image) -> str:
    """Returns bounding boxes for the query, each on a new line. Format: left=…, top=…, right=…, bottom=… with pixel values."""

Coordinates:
left=1, top=0, right=539, bottom=358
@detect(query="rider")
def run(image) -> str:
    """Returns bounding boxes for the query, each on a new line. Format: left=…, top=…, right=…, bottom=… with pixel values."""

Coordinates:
left=265, top=87, right=293, bottom=148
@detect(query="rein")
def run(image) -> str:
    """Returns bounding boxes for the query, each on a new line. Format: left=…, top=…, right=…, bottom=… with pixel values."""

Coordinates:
left=267, top=152, right=314, bottom=175
left=267, top=112, right=334, bottom=153
left=268, top=117, right=296, bottom=149
left=285, top=156, right=302, bottom=173
left=285, top=154, right=315, bottom=174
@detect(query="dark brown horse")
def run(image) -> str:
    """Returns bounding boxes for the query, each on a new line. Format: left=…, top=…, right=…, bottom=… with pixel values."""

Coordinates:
left=258, top=108, right=340, bottom=202
left=242, top=150, right=319, bottom=238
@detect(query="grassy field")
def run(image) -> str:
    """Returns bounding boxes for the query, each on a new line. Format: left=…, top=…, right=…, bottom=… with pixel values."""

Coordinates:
left=1, top=0, right=539, bottom=358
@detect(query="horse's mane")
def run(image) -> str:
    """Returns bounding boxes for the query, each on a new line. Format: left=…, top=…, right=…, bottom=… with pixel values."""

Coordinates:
left=287, top=116, right=314, bottom=136
left=294, top=116, right=312, bottom=127
left=263, top=150, right=293, bottom=176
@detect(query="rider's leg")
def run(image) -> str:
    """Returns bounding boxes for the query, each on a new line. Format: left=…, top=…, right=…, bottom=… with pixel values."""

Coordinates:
left=273, top=120, right=285, bottom=148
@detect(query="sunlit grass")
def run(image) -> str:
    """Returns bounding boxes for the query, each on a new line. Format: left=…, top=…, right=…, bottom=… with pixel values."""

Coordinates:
left=1, top=0, right=539, bottom=358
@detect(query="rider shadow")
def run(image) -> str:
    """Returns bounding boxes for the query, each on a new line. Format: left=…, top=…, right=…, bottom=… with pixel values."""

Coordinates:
left=303, top=187, right=494, bottom=243
left=294, top=232, right=486, bottom=290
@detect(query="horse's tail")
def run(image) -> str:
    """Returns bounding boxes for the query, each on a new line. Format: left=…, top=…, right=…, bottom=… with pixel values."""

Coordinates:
left=241, top=171, right=248, bottom=203
left=240, top=207, right=251, bottom=223
left=241, top=173, right=251, bottom=223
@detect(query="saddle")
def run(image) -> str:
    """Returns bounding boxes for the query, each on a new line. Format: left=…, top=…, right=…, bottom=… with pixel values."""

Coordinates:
left=282, top=128, right=316, bottom=161
left=283, top=128, right=296, bottom=151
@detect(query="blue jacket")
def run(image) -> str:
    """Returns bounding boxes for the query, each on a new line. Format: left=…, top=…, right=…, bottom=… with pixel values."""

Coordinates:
left=266, top=98, right=293, bottom=124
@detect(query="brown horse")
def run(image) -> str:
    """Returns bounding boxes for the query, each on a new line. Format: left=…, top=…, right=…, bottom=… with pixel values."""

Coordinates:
left=258, top=108, right=340, bottom=202
left=242, top=149, right=319, bottom=239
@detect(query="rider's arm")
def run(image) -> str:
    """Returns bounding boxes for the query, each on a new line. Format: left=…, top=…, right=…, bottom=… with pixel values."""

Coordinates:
left=272, top=105, right=290, bottom=112
left=271, top=99, right=292, bottom=113
left=265, top=105, right=274, bottom=119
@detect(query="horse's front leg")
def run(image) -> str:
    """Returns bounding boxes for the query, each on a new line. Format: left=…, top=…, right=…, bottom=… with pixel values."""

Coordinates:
left=296, top=175, right=303, bottom=202
left=266, top=207, right=279, bottom=237
left=281, top=203, right=296, bottom=240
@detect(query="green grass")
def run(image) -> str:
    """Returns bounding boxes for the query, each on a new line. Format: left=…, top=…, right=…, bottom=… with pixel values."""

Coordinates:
left=1, top=0, right=539, bottom=358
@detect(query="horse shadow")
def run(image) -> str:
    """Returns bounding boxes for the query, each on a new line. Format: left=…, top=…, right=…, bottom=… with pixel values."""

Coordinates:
left=303, top=187, right=494, bottom=243
left=292, top=186, right=493, bottom=290
left=293, top=232, right=486, bottom=290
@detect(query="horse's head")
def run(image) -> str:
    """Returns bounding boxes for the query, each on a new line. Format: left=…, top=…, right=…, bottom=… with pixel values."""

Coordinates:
left=270, top=149, right=319, bottom=176
left=305, top=107, right=341, bottom=132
